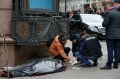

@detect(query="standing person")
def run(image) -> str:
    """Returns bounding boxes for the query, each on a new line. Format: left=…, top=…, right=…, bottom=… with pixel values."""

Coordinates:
left=49, top=35, right=70, bottom=62
left=102, top=2, right=115, bottom=18
left=100, top=0, right=120, bottom=70
left=69, top=10, right=84, bottom=34
left=96, top=8, right=104, bottom=17
left=87, top=8, right=94, bottom=14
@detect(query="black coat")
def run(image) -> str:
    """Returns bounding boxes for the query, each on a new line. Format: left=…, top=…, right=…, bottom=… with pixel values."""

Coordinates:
left=83, top=35, right=102, bottom=58
left=102, top=9, right=120, bottom=39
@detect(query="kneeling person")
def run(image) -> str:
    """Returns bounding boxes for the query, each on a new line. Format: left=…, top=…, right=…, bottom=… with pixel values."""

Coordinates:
left=71, top=30, right=102, bottom=67
left=49, top=35, right=70, bottom=62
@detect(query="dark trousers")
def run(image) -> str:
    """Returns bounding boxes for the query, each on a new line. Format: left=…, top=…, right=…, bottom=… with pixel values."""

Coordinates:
left=75, top=52, right=98, bottom=64
left=54, top=47, right=70, bottom=61
left=118, top=43, right=120, bottom=61
left=106, top=39, right=120, bottom=66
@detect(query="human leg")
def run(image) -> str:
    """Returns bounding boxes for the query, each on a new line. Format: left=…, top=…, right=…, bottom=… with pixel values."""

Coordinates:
left=75, top=52, right=92, bottom=67
left=113, top=40, right=120, bottom=69
left=88, top=56, right=98, bottom=66
left=118, top=43, right=120, bottom=63
left=106, top=40, right=114, bottom=66
left=100, top=39, right=114, bottom=69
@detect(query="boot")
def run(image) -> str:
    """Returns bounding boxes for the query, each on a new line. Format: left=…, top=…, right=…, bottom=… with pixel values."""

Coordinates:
left=100, top=66, right=112, bottom=70
left=113, top=62, right=118, bottom=69
left=118, top=59, right=120, bottom=63
left=93, top=60, right=98, bottom=66
left=81, top=63, right=92, bottom=67
left=93, top=61, right=98, bottom=66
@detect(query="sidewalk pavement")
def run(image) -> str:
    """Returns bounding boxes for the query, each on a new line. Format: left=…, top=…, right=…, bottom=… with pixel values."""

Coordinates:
left=0, top=41, right=120, bottom=79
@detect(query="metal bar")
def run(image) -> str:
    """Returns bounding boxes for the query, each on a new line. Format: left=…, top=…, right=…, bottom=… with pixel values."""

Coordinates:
left=65, top=0, right=67, bottom=15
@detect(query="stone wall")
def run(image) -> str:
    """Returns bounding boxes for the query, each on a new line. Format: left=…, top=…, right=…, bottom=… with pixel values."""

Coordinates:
left=0, top=0, right=12, bottom=35
left=0, top=36, right=49, bottom=67
left=0, top=0, right=50, bottom=67
left=0, top=0, right=13, bottom=66
left=0, top=37, right=15, bottom=67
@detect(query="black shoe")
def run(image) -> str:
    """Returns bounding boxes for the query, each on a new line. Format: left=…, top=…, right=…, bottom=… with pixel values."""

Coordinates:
left=93, top=62, right=98, bottom=66
left=81, top=63, right=92, bottom=67
left=113, top=65, right=118, bottom=69
left=118, top=60, right=120, bottom=63
left=78, top=60, right=83, bottom=64
left=113, top=62, right=118, bottom=69
left=100, top=66, right=112, bottom=70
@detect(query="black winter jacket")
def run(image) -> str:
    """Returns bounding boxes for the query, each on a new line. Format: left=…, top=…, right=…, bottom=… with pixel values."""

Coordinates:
left=83, top=35, right=102, bottom=58
left=102, top=8, right=120, bottom=39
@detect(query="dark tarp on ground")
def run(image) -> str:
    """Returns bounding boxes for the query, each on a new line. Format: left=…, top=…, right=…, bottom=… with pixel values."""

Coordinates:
left=3, top=58, right=65, bottom=77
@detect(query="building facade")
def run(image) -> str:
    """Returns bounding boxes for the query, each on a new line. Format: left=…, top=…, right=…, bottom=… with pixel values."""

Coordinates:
left=59, top=0, right=113, bottom=13
left=0, top=0, right=14, bottom=66
left=0, top=0, right=114, bottom=67
left=0, top=0, right=12, bottom=34
left=0, top=0, right=63, bottom=67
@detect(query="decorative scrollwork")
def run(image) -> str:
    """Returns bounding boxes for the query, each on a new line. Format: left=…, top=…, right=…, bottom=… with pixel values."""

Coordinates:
left=59, top=22, right=68, bottom=34
left=36, top=22, right=50, bottom=34
left=12, top=17, right=68, bottom=45
left=16, top=21, right=30, bottom=39
left=28, top=17, right=34, bottom=23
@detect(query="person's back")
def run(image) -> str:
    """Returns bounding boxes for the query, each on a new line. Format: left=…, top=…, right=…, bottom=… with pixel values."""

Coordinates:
left=103, top=9, right=120, bottom=39
left=100, top=0, right=120, bottom=70
left=49, top=35, right=70, bottom=61
left=83, top=35, right=102, bottom=58
left=49, top=36, right=61, bottom=56
left=70, top=30, right=102, bottom=67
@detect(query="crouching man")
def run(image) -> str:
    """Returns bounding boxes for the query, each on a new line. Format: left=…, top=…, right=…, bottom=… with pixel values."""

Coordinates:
left=49, top=35, right=70, bottom=62
left=70, top=30, right=102, bottom=67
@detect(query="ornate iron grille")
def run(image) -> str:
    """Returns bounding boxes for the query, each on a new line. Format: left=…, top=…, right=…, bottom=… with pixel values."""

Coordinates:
left=12, top=0, right=68, bottom=45
left=12, top=16, right=68, bottom=45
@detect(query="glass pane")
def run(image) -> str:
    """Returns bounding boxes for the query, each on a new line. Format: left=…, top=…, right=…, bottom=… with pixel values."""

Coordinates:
left=29, top=0, right=53, bottom=10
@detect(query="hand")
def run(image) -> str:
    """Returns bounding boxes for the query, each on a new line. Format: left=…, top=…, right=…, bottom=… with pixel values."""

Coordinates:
left=69, top=58, right=78, bottom=65
left=64, top=59, right=70, bottom=62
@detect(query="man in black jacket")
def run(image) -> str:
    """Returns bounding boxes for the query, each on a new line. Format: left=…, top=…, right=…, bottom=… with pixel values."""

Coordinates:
left=70, top=30, right=102, bottom=67
left=100, top=0, right=120, bottom=70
